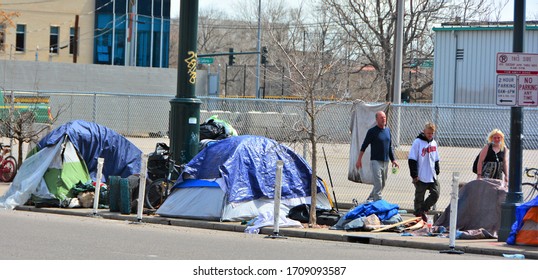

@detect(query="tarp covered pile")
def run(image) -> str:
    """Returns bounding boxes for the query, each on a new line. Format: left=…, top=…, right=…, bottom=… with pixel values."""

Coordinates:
left=507, top=195, right=538, bottom=246
left=434, top=179, right=507, bottom=239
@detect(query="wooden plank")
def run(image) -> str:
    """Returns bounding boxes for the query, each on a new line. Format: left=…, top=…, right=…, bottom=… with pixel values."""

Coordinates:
left=370, top=217, right=422, bottom=232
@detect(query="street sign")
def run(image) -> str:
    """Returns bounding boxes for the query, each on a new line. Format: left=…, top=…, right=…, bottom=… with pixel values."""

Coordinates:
left=517, top=75, right=538, bottom=106
left=496, top=52, right=538, bottom=75
left=420, top=60, right=433, bottom=68
left=198, top=57, right=214, bottom=64
left=496, top=52, right=538, bottom=107
left=496, top=75, right=517, bottom=106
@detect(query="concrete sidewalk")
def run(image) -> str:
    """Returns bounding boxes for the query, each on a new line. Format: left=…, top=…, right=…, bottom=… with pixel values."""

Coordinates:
left=11, top=204, right=538, bottom=260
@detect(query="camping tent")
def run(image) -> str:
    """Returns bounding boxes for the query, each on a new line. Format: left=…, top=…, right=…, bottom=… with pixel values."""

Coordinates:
left=0, top=120, right=141, bottom=210
left=434, top=179, right=507, bottom=238
left=507, top=195, right=538, bottom=246
left=156, top=135, right=331, bottom=221
left=35, top=120, right=142, bottom=181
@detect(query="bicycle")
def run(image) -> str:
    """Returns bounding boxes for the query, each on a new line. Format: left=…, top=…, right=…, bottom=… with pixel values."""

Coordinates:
left=145, top=142, right=182, bottom=209
left=522, top=167, right=538, bottom=202
left=0, top=143, right=18, bottom=182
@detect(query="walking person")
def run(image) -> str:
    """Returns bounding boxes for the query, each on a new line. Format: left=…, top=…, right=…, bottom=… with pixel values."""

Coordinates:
left=476, top=129, right=509, bottom=184
left=356, top=111, right=399, bottom=202
left=408, top=122, right=440, bottom=222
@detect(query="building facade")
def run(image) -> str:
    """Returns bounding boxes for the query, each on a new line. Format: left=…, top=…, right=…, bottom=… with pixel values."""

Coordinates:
left=0, top=0, right=170, bottom=67
left=433, top=22, right=538, bottom=104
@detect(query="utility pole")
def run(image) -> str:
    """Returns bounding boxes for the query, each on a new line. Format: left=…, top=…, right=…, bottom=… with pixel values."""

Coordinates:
left=392, top=0, right=404, bottom=104
left=169, top=0, right=201, bottom=165
left=255, top=0, right=262, bottom=98
left=498, top=0, right=525, bottom=242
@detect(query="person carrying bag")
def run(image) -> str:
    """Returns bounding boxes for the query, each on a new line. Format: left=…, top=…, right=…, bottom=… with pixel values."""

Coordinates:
left=475, top=129, right=509, bottom=184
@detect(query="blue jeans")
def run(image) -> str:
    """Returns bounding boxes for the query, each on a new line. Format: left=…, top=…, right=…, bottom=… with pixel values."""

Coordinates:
left=368, top=160, right=388, bottom=201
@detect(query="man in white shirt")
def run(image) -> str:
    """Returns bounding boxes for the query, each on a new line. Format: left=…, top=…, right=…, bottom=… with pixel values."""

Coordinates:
left=408, top=122, right=440, bottom=222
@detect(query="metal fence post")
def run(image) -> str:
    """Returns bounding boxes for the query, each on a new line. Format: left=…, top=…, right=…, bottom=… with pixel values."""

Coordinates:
left=92, top=92, right=97, bottom=123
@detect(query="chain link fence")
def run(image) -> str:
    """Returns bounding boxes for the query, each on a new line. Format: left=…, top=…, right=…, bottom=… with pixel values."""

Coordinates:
left=4, top=90, right=538, bottom=211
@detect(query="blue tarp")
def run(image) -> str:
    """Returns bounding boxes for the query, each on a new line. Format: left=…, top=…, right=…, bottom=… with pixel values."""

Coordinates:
left=177, top=135, right=326, bottom=203
left=344, top=199, right=399, bottom=221
left=506, top=195, right=538, bottom=245
left=37, top=120, right=142, bottom=181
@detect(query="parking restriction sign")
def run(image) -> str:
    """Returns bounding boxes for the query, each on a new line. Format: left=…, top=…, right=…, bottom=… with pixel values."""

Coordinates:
left=496, top=75, right=517, bottom=106
left=496, top=52, right=538, bottom=107
left=518, top=75, right=538, bottom=106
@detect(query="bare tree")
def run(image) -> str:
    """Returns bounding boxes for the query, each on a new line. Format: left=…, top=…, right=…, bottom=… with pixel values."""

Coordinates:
left=322, top=0, right=506, bottom=102
left=0, top=7, right=19, bottom=52
left=168, top=7, right=233, bottom=69
left=262, top=2, right=347, bottom=226
left=323, top=0, right=446, bottom=102
left=197, top=8, right=232, bottom=54
left=443, top=0, right=508, bottom=22
left=0, top=89, right=65, bottom=165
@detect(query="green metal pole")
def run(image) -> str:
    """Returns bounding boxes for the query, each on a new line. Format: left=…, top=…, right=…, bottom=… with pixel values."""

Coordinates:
left=170, top=0, right=201, bottom=164
left=498, top=0, right=525, bottom=242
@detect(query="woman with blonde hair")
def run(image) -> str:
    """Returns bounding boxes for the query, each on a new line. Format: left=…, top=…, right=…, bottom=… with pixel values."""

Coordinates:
left=477, top=129, right=509, bottom=183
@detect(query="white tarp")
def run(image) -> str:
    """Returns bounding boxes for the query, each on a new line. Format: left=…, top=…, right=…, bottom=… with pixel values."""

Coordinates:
left=348, top=101, right=390, bottom=184
left=0, top=141, right=62, bottom=210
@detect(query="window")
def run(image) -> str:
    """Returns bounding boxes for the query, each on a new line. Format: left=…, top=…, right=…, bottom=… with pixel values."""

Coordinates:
left=50, top=26, right=59, bottom=54
left=16, top=24, right=25, bottom=52
left=0, top=24, right=5, bottom=52
left=69, top=27, right=78, bottom=55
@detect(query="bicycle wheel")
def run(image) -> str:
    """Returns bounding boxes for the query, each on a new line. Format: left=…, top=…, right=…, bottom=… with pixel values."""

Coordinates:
left=145, top=178, right=171, bottom=209
left=0, top=156, right=17, bottom=182
left=521, top=182, right=538, bottom=202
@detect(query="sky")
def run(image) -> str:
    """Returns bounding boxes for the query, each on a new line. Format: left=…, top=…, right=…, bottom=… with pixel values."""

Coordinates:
left=170, top=0, right=538, bottom=21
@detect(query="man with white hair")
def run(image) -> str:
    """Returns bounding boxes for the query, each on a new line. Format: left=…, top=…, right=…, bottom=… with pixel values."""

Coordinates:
left=356, top=111, right=399, bottom=202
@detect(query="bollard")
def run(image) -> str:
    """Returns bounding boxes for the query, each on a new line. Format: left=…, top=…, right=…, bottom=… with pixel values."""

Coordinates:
left=92, top=158, right=104, bottom=216
left=266, top=160, right=286, bottom=239
left=440, top=172, right=464, bottom=254
left=136, top=154, right=149, bottom=222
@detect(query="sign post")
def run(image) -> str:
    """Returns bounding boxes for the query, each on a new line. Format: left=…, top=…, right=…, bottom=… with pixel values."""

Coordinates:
left=497, top=0, right=526, bottom=242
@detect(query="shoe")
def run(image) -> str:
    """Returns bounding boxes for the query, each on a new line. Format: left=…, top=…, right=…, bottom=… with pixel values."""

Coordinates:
left=421, top=212, right=428, bottom=223
left=414, top=211, right=427, bottom=222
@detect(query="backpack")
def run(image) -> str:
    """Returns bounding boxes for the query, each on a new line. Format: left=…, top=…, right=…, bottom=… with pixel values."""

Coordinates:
left=472, top=154, right=480, bottom=174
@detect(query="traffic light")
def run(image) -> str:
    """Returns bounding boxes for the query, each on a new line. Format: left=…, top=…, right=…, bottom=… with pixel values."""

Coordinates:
left=261, top=46, right=268, bottom=65
left=228, top=48, right=235, bottom=65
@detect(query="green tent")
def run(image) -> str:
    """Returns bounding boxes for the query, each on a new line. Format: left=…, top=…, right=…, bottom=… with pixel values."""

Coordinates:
left=41, top=136, right=91, bottom=201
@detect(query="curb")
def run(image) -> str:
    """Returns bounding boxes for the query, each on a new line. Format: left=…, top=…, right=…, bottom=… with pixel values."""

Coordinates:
left=14, top=205, right=538, bottom=260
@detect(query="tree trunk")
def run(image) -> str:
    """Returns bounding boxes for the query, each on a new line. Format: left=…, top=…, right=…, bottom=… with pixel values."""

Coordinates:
left=308, top=95, right=317, bottom=226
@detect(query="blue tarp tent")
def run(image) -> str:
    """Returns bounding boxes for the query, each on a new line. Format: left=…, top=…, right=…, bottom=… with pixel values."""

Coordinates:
left=156, top=135, right=331, bottom=221
left=180, top=135, right=325, bottom=203
left=36, top=120, right=142, bottom=181
left=507, top=195, right=538, bottom=245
